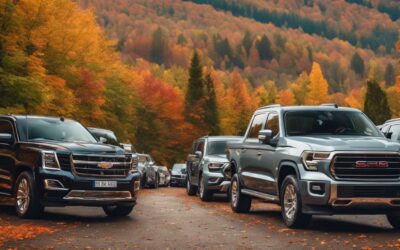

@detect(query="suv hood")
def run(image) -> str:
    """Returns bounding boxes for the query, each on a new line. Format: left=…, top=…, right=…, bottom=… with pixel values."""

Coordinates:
left=286, top=136, right=400, bottom=152
left=205, top=154, right=229, bottom=163
left=21, top=140, right=124, bottom=154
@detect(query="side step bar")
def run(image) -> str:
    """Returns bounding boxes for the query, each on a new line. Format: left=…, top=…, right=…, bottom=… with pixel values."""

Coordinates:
left=241, top=189, right=279, bottom=202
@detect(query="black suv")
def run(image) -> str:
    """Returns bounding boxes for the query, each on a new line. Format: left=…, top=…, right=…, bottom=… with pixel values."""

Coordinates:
left=0, top=115, right=140, bottom=218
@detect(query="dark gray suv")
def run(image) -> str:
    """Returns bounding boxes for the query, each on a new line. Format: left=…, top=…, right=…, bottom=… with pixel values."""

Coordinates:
left=186, top=136, right=242, bottom=201
left=228, top=104, right=400, bottom=229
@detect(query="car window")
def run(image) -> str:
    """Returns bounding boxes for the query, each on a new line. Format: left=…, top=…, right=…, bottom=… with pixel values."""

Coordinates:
left=265, top=112, right=279, bottom=138
left=0, top=120, right=13, bottom=135
left=196, top=141, right=205, bottom=154
left=247, top=113, right=267, bottom=139
left=388, top=125, right=400, bottom=141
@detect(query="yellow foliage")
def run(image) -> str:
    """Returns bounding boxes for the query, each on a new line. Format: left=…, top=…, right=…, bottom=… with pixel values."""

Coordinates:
left=305, top=62, right=328, bottom=105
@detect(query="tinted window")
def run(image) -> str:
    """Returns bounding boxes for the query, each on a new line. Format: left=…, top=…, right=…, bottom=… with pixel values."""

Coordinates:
left=265, top=112, right=279, bottom=138
left=17, top=118, right=96, bottom=143
left=172, top=164, right=186, bottom=171
left=285, top=111, right=381, bottom=137
left=196, top=141, right=205, bottom=154
left=248, top=113, right=267, bottom=139
left=388, top=125, right=400, bottom=141
left=0, top=121, right=13, bottom=135
left=207, top=141, right=230, bottom=155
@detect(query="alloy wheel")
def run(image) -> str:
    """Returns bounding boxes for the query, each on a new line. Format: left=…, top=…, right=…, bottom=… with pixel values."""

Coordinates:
left=231, top=179, right=238, bottom=207
left=283, top=184, right=297, bottom=220
left=16, top=178, right=30, bottom=215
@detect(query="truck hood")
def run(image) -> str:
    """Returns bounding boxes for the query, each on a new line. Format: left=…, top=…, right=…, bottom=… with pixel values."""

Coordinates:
left=20, top=140, right=124, bottom=154
left=286, top=136, right=400, bottom=152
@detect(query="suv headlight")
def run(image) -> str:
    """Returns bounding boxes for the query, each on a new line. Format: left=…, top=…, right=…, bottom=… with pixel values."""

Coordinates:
left=208, top=162, right=225, bottom=171
left=42, top=151, right=60, bottom=171
left=302, top=151, right=331, bottom=171
left=130, top=155, right=138, bottom=173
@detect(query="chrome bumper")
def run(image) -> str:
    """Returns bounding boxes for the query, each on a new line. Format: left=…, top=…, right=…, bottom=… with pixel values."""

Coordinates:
left=64, top=190, right=133, bottom=201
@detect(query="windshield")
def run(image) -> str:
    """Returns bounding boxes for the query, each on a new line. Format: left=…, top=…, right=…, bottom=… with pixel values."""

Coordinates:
left=17, top=117, right=97, bottom=143
left=172, top=164, right=186, bottom=171
left=138, top=155, right=147, bottom=163
left=207, top=141, right=231, bottom=155
left=284, top=110, right=381, bottom=137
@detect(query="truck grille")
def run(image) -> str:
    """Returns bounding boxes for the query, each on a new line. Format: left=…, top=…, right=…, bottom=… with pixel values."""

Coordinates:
left=72, top=154, right=132, bottom=177
left=331, top=153, right=400, bottom=180
left=338, top=185, right=400, bottom=198
left=57, top=153, right=71, bottom=171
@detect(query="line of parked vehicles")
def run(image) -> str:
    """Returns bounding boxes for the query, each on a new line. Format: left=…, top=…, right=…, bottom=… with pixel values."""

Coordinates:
left=1, top=103, right=400, bottom=230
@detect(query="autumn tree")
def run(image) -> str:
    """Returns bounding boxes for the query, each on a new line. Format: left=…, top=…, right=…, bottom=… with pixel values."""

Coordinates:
left=364, top=79, right=391, bottom=125
left=351, top=52, right=365, bottom=77
left=290, top=72, right=310, bottom=105
left=305, top=62, right=328, bottom=105
left=241, top=30, right=252, bottom=57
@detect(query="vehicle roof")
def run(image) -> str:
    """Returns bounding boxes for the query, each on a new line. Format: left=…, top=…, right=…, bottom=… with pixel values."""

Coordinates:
left=0, top=114, right=76, bottom=122
left=257, top=105, right=360, bottom=112
left=198, top=136, right=243, bottom=141
left=382, top=118, right=400, bottom=125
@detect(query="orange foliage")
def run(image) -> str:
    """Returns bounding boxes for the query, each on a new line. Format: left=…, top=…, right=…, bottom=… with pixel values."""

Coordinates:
left=0, top=223, right=55, bottom=247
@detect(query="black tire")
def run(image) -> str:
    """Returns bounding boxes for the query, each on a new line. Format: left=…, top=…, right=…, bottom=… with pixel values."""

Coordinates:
left=230, top=174, right=251, bottom=213
left=387, top=215, right=400, bottom=230
left=103, top=205, right=134, bottom=217
left=280, top=175, right=311, bottom=228
left=140, top=173, right=146, bottom=188
left=14, top=171, right=43, bottom=218
left=186, top=176, right=197, bottom=196
left=198, top=175, right=212, bottom=201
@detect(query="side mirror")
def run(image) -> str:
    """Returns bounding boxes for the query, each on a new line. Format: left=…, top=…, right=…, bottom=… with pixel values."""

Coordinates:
left=99, top=137, right=107, bottom=143
left=258, top=129, right=272, bottom=144
left=0, top=133, right=13, bottom=145
left=120, top=143, right=132, bottom=153
left=195, top=151, right=202, bottom=159
left=385, top=132, right=393, bottom=139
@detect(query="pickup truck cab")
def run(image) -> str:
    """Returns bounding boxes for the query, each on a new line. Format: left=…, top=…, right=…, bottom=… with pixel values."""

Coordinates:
left=228, top=104, right=400, bottom=229
left=0, top=115, right=140, bottom=218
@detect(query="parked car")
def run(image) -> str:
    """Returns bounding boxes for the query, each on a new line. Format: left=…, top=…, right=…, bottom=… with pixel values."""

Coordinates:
left=186, top=136, right=242, bottom=201
left=88, top=127, right=139, bottom=178
left=170, top=163, right=187, bottom=187
left=227, top=104, right=400, bottom=229
left=379, top=118, right=400, bottom=142
left=0, top=115, right=140, bottom=218
left=137, top=154, right=159, bottom=188
left=157, top=166, right=171, bottom=186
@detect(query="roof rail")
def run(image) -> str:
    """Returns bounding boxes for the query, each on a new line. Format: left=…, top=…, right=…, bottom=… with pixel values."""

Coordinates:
left=258, top=104, right=281, bottom=110
left=320, top=103, right=338, bottom=108
left=385, top=118, right=400, bottom=123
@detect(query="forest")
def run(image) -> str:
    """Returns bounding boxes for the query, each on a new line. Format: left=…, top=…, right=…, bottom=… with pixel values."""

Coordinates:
left=0, top=0, right=399, bottom=165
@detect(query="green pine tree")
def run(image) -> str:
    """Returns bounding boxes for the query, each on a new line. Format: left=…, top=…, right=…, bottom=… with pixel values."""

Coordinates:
left=150, top=27, right=165, bottom=64
left=184, top=51, right=205, bottom=124
left=256, top=34, right=273, bottom=61
left=204, top=73, right=220, bottom=135
left=241, top=30, right=252, bottom=57
left=350, top=52, right=365, bottom=77
left=384, top=63, right=396, bottom=86
left=363, top=79, right=391, bottom=124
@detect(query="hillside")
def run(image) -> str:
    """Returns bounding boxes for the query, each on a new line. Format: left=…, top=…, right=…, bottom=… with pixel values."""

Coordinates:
left=80, top=0, right=398, bottom=93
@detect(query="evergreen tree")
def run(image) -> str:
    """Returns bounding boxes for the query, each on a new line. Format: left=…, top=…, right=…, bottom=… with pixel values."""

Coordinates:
left=150, top=27, right=165, bottom=64
left=350, top=52, right=365, bottom=77
left=241, top=30, right=252, bottom=57
left=256, top=34, right=273, bottom=61
left=184, top=51, right=205, bottom=123
left=364, top=79, right=391, bottom=124
left=204, top=73, right=220, bottom=135
left=384, top=63, right=396, bottom=86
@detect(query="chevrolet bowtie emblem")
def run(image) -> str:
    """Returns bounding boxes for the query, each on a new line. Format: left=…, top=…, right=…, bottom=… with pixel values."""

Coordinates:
left=98, top=162, right=113, bottom=169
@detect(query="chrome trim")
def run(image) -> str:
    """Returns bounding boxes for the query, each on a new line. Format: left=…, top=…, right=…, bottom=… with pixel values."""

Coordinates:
left=44, top=179, right=68, bottom=191
left=219, top=181, right=231, bottom=192
left=0, top=174, right=11, bottom=181
left=242, top=171, right=275, bottom=182
left=72, top=160, right=130, bottom=166
left=71, top=154, right=132, bottom=177
left=329, top=151, right=400, bottom=181
left=241, top=188, right=279, bottom=201
left=42, top=150, right=61, bottom=171
left=63, top=190, right=132, bottom=201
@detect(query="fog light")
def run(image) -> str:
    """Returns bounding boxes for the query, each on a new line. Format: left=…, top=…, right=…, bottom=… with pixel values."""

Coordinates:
left=310, top=183, right=325, bottom=195
left=44, top=179, right=67, bottom=191
left=133, top=180, right=140, bottom=192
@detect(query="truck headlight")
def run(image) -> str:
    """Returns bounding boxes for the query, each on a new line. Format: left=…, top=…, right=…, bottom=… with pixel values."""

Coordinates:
left=208, top=162, right=224, bottom=171
left=130, top=155, right=138, bottom=173
left=42, top=151, right=60, bottom=171
left=302, top=151, right=331, bottom=171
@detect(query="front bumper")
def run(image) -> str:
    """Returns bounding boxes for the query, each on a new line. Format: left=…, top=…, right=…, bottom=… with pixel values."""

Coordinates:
left=170, top=175, right=186, bottom=186
left=203, top=171, right=230, bottom=192
left=37, top=169, right=141, bottom=207
left=299, top=172, right=400, bottom=215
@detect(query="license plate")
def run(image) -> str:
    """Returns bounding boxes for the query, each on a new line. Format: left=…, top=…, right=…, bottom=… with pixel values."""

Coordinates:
left=94, top=181, right=117, bottom=188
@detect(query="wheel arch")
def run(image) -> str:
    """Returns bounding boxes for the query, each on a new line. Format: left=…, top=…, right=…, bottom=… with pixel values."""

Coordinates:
left=277, top=161, right=300, bottom=196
